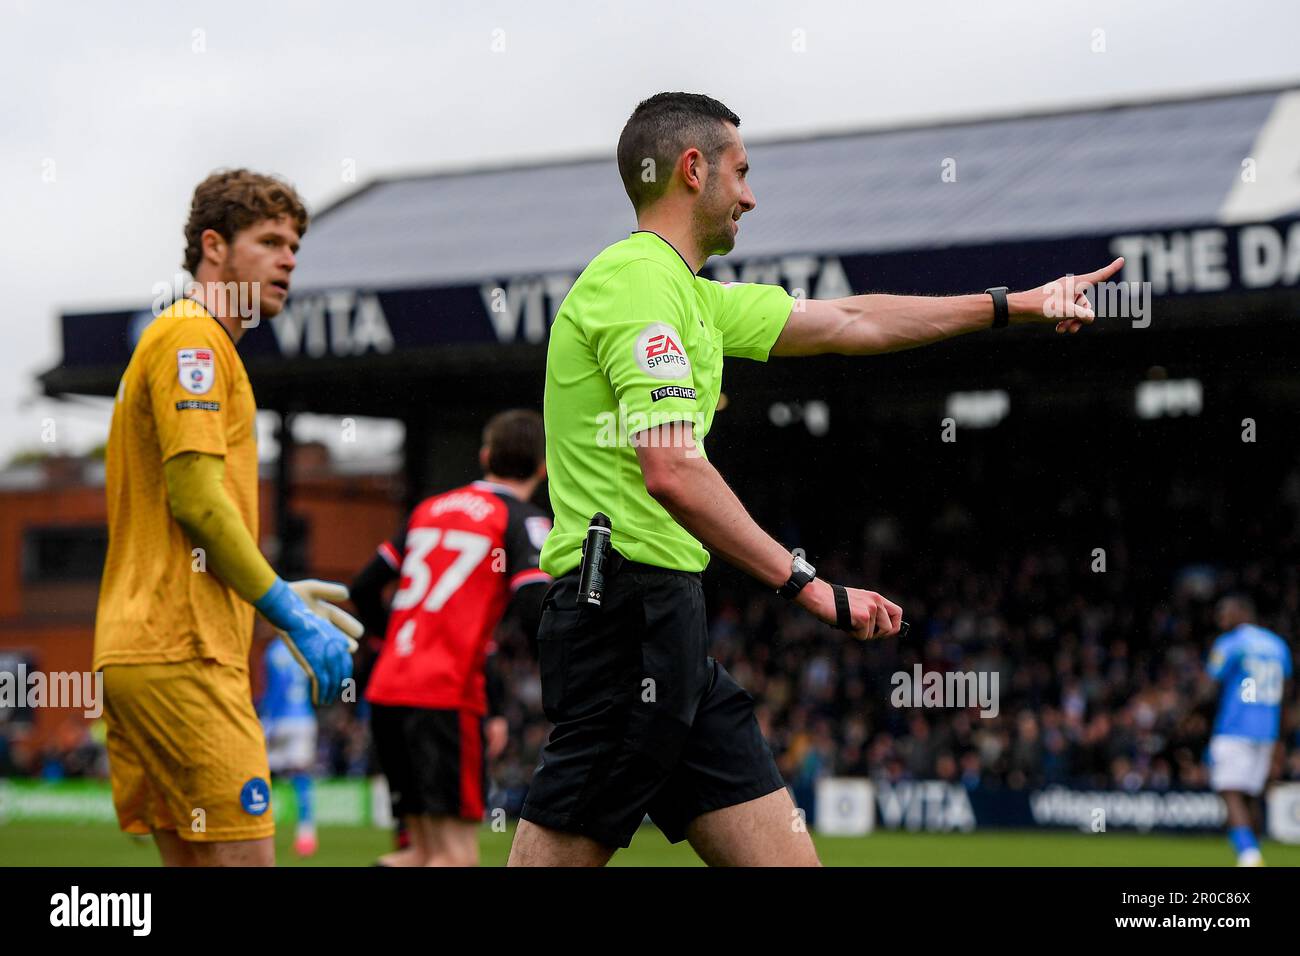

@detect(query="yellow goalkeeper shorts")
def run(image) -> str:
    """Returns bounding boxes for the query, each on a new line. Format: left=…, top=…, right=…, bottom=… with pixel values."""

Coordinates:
left=102, top=659, right=275, bottom=842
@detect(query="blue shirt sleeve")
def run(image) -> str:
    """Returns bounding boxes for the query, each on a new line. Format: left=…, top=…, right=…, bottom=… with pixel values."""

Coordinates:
left=1206, top=634, right=1234, bottom=681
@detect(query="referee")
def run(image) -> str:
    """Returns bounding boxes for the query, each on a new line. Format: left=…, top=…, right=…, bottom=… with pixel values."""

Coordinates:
left=509, top=92, right=1122, bottom=866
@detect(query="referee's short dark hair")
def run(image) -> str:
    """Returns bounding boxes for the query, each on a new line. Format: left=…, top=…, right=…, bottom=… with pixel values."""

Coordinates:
left=482, top=409, right=545, bottom=480
left=617, top=92, right=741, bottom=213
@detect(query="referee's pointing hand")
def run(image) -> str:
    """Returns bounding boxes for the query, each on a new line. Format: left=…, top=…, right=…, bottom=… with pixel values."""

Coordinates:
left=1010, top=256, right=1126, bottom=335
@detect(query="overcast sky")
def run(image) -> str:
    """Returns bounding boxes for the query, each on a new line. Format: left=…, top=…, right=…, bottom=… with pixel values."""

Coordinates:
left=2, top=0, right=1297, bottom=464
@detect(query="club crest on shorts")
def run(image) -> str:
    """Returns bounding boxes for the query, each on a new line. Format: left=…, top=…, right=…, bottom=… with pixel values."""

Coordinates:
left=177, top=348, right=216, bottom=395
left=635, top=323, right=691, bottom=380
left=240, top=777, right=270, bottom=816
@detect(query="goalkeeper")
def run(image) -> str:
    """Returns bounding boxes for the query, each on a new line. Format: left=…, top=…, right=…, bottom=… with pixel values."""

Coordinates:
left=93, top=170, right=360, bottom=867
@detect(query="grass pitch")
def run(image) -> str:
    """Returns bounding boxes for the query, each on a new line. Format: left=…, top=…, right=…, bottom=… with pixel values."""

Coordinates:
left=2, top=821, right=1296, bottom=866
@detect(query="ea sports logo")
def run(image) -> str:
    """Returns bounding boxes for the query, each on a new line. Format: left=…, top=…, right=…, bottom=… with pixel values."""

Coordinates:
left=635, top=322, right=691, bottom=380
left=646, top=333, right=680, bottom=359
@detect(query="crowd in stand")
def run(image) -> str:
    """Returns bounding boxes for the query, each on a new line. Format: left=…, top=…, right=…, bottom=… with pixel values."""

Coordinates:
left=9, top=450, right=1300, bottom=813
left=481, top=546, right=1300, bottom=812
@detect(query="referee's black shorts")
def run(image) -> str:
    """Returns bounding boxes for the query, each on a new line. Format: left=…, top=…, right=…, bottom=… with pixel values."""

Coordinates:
left=520, top=557, right=786, bottom=849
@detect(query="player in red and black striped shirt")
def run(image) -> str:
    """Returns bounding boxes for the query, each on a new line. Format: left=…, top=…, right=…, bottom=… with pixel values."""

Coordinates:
left=350, top=410, right=551, bottom=866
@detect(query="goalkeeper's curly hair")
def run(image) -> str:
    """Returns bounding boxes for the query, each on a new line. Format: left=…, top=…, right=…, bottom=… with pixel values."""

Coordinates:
left=182, top=169, right=309, bottom=275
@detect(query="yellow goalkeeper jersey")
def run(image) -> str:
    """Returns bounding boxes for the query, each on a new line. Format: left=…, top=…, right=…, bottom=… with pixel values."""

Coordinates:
left=93, top=298, right=260, bottom=669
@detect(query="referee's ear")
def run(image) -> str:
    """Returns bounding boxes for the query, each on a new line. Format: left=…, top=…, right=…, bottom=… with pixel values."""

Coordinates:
left=680, top=147, right=707, bottom=195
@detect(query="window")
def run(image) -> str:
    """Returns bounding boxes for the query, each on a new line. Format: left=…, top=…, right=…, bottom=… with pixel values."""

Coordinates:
left=945, top=390, right=1009, bottom=429
left=22, top=526, right=108, bottom=583
left=1135, top=379, right=1202, bottom=419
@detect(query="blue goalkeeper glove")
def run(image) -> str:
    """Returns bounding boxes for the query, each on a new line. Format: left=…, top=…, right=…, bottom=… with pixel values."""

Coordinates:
left=254, top=578, right=359, bottom=706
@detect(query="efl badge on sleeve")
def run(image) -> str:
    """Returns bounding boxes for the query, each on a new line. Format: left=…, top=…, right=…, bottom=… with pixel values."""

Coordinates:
left=177, top=348, right=216, bottom=395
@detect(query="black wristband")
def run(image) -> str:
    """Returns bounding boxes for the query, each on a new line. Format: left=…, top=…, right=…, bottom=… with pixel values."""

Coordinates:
left=831, top=583, right=853, bottom=631
left=985, top=286, right=1010, bottom=329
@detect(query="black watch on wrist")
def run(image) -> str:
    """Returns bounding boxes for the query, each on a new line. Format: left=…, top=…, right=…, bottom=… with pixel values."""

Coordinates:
left=985, top=286, right=1010, bottom=329
left=777, top=553, right=816, bottom=600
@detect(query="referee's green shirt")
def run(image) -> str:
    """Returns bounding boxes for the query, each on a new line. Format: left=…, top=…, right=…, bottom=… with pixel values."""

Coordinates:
left=539, top=231, right=795, bottom=576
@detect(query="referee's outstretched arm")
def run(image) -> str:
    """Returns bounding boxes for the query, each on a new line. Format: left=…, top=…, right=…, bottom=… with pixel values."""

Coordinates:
left=770, top=257, right=1124, bottom=357
left=636, top=421, right=901, bottom=641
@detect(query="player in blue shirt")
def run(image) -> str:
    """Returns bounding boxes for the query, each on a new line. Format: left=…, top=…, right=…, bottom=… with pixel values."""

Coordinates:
left=258, top=636, right=321, bottom=857
left=1205, top=594, right=1292, bottom=866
